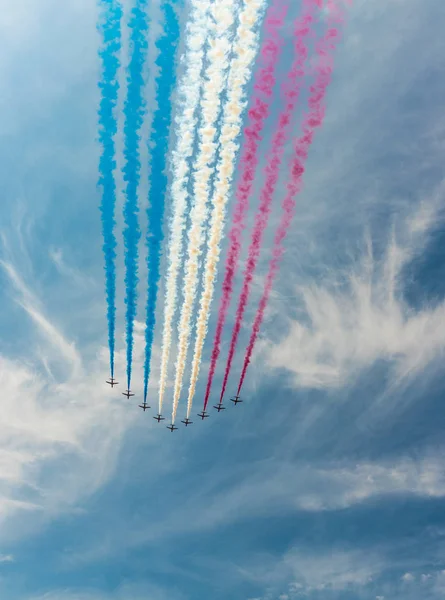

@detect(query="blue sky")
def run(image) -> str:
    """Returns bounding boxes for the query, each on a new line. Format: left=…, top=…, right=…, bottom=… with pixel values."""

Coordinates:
left=1, top=0, right=445, bottom=599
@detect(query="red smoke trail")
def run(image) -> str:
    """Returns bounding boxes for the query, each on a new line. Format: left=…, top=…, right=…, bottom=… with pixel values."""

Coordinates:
left=202, top=0, right=290, bottom=410
left=218, top=0, right=323, bottom=404
left=237, top=1, right=345, bottom=395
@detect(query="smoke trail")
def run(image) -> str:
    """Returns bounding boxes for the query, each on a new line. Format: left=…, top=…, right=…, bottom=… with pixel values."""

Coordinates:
left=171, top=0, right=238, bottom=423
left=143, top=1, right=181, bottom=403
left=157, top=0, right=211, bottom=416
left=219, top=0, right=321, bottom=403
left=238, top=0, right=345, bottom=394
left=188, top=0, right=282, bottom=416
left=98, top=0, right=123, bottom=379
left=122, top=0, right=149, bottom=390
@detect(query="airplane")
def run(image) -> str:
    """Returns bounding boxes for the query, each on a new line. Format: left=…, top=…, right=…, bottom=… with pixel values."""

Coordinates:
left=231, top=395, right=242, bottom=405
left=213, top=402, right=226, bottom=412
left=167, top=424, right=178, bottom=432
left=106, top=377, right=119, bottom=388
left=197, top=410, right=210, bottom=420
left=153, top=414, right=165, bottom=423
left=181, top=417, right=193, bottom=426
left=138, top=402, right=150, bottom=412
left=122, top=389, right=135, bottom=399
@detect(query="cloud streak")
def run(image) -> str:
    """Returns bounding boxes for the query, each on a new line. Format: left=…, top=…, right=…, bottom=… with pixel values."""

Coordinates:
left=0, top=337, right=135, bottom=542
left=0, top=259, right=81, bottom=377
left=267, top=203, right=445, bottom=392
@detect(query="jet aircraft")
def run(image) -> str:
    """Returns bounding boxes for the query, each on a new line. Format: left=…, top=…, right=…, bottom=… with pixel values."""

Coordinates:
left=213, top=403, right=226, bottom=412
left=153, top=414, right=165, bottom=423
left=106, top=377, right=119, bottom=388
left=181, top=417, right=193, bottom=426
left=138, top=402, right=150, bottom=412
left=167, top=424, right=178, bottom=432
left=231, top=395, right=242, bottom=405
left=122, top=389, right=135, bottom=399
left=197, top=411, right=210, bottom=420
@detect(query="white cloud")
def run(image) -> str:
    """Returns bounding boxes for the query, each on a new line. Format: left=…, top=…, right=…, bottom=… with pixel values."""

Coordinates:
left=240, top=545, right=445, bottom=600
left=284, top=549, right=379, bottom=592
left=0, top=256, right=144, bottom=541
left=257, top=453, right=445, bottom=512
left=94, top=449, right=445, bottom=561
left=263, top=196, right=445, bottom=391
left=48, top=248, right=97, bottom=290
left=0, top=345, right=135, bottom=538
left=0, top=259, right=82, bottom=378
left=0, top=553, right=14, bottom=563
left=238, top=547, right=385, bottom=600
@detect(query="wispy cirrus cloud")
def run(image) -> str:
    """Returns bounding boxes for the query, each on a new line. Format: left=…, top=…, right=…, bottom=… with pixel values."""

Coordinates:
left=0, top=259, right=82, bottom=378
left=71, top=445, right=445, bottom=565
left=49, top=248, right=97, bottom=290
left=244, top=548, right=445, bottom=600
left=0, top=346, right=134, bottom=537
left=241, top=547, right=385, bottom=598
left=261, top=195, right=445, bottom=391
left=0, top=253, right=141, bottom=542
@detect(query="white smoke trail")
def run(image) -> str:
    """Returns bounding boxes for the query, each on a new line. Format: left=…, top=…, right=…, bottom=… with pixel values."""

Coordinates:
left=157, top=0, right=212, bottom=415
left=171, top=0, right=238, bottom=422
left=186, top=0, right=266, bottom=417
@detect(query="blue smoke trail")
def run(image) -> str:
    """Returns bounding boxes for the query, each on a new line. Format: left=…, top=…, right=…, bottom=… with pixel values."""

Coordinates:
left=143, top=0, right=181, bottom=401
left=122, top=0, right=149, bottom=389
left=98, top=0, right=123, bottom=379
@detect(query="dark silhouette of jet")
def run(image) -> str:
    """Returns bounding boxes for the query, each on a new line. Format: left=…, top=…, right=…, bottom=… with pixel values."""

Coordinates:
left=106, top=378, right=118, bottom=388
left=181, top=417, right=193, bottom=426
left=231, top=395, right=242, bottom=405
left=138, top=402, right=150, bottom=412
left=153, top=414, right=165, bottom=423
left=197, top=411, right=210, bottom=420
left=122, top=389, right=135, bottom=399
left=167, top=424, right=178, bottom=432
left=213, top=403, right=226, bottom=412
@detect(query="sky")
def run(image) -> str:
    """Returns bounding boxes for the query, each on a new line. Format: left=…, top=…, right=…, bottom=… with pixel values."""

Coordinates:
left=1, top=0, right=445, bottom=599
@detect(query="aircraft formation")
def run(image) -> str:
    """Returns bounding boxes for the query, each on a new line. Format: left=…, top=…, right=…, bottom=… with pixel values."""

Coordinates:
left=106, top=378, right=241, bottom=432
left=98, top=0, right=347, bottom=428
